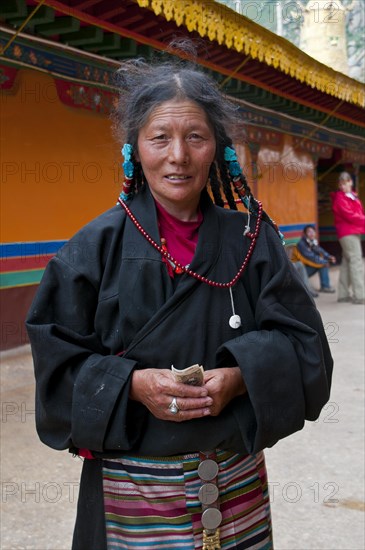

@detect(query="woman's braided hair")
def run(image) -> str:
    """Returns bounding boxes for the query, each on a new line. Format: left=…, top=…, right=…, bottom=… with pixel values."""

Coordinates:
left=113, top=52, right=281, bottom=237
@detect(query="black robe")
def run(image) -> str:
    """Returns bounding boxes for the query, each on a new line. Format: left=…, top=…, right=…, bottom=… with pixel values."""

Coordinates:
left=26, top=187, right=333, bottom=548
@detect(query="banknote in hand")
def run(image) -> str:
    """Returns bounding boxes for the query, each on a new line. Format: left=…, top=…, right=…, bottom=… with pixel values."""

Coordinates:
left=171, top=364, right=204, bottom=386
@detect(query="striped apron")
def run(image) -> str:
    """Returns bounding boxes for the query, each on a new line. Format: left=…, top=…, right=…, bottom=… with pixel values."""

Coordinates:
left=102, top=450, right=273, bottom=549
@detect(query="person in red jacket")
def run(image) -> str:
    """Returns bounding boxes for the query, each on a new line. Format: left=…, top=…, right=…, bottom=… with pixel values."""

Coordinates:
left=331, top=172, right=365, bottom=305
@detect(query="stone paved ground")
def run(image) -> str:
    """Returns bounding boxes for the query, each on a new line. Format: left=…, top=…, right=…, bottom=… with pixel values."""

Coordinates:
left=1, top=266, right=364, bottom=550
left=265, top=267, right=365, bottom=550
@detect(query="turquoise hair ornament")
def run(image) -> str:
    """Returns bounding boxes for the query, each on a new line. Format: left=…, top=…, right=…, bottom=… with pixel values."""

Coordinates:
left=119, top=143, right=135, bottom=202
left=122, top=143, right=134, bottom=179
left=228, top=161, right=242, bottom=177
left=224, top=146, right=237, bottom=162
left=224, top=146, right=242, bottom=177
left=123, top=160, right=134, bottom=179
left=122, top=143, right=133, bottom=159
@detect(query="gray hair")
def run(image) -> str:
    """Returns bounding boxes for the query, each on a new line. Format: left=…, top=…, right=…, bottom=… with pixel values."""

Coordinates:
left=338, top=171, right=352, bottom=184
left=112, top=58, right=244, bottom=152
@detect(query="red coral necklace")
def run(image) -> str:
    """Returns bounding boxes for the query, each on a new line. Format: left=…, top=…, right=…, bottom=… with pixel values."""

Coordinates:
left=118, top=197, right=262, bottom=289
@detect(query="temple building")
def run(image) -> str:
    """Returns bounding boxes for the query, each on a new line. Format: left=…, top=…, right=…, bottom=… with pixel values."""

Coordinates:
left=1, top=0, right=364, bottom=349
left=300, top=0, right=352, bottom=77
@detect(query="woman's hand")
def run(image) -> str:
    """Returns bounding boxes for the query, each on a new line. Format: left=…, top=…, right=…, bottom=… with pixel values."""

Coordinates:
left=203, top=367, right=246, bottom=416
left=130, top=367, right=246, bottom=421
left=130, top=368, right=213, bottom=422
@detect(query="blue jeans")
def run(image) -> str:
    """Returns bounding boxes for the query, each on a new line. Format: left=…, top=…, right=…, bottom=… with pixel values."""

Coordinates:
left=305, top=265, right=331, bottom=289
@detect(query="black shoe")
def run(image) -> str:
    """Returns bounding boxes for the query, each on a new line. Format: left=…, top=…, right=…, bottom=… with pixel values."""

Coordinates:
left=352, top=298, right=365, bottom=305
left=319, top=287, right=336, bottom=294
left=338, top=297, right=352, bottom=303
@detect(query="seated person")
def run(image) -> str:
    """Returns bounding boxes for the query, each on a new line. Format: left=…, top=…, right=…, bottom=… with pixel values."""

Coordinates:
left=285, top=244, right=318, bottom=297
left=295, top=225, right=336, bottom=293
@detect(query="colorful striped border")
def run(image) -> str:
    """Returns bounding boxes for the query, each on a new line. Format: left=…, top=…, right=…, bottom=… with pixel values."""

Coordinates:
left=279, top=222, right=315, bottom=245
left=0, top=241, right=66, bottom=289
left=2, top=227, right=346, bottom=289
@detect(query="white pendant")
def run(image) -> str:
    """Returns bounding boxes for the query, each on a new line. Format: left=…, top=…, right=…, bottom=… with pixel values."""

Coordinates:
left=229, top=314, right=241, bottom=329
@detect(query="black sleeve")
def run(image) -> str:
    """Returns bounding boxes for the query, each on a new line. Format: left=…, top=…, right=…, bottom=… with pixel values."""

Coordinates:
left=26, top=250, right=144, bottom=454
left=217, top=225, right=333, bottom=454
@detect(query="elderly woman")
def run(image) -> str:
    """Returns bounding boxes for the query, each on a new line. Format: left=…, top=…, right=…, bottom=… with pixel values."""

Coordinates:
left=26, top=58, right=333, bottom=550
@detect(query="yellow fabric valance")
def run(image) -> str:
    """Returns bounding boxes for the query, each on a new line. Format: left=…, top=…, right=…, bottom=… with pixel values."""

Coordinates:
left=136, top=0, right=365, bottom=108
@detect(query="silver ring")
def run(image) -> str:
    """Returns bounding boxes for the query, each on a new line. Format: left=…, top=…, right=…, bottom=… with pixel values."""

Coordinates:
left=168, top=397, right=179, bottom=415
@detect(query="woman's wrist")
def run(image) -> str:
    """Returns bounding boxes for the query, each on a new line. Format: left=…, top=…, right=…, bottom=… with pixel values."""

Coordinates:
left=232, top=366, right=247, bottom=397
left=129, top=369, right=143, bottom=402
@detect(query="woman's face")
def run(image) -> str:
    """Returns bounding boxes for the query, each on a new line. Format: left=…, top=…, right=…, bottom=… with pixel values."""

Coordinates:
left=137, top=99, right=216, bottom=220
left=339, top=179, right=353, bottom=194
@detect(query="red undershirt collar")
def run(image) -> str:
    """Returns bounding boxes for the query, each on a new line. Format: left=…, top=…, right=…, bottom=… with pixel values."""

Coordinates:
left=154, top=199, right=203, bottom=276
